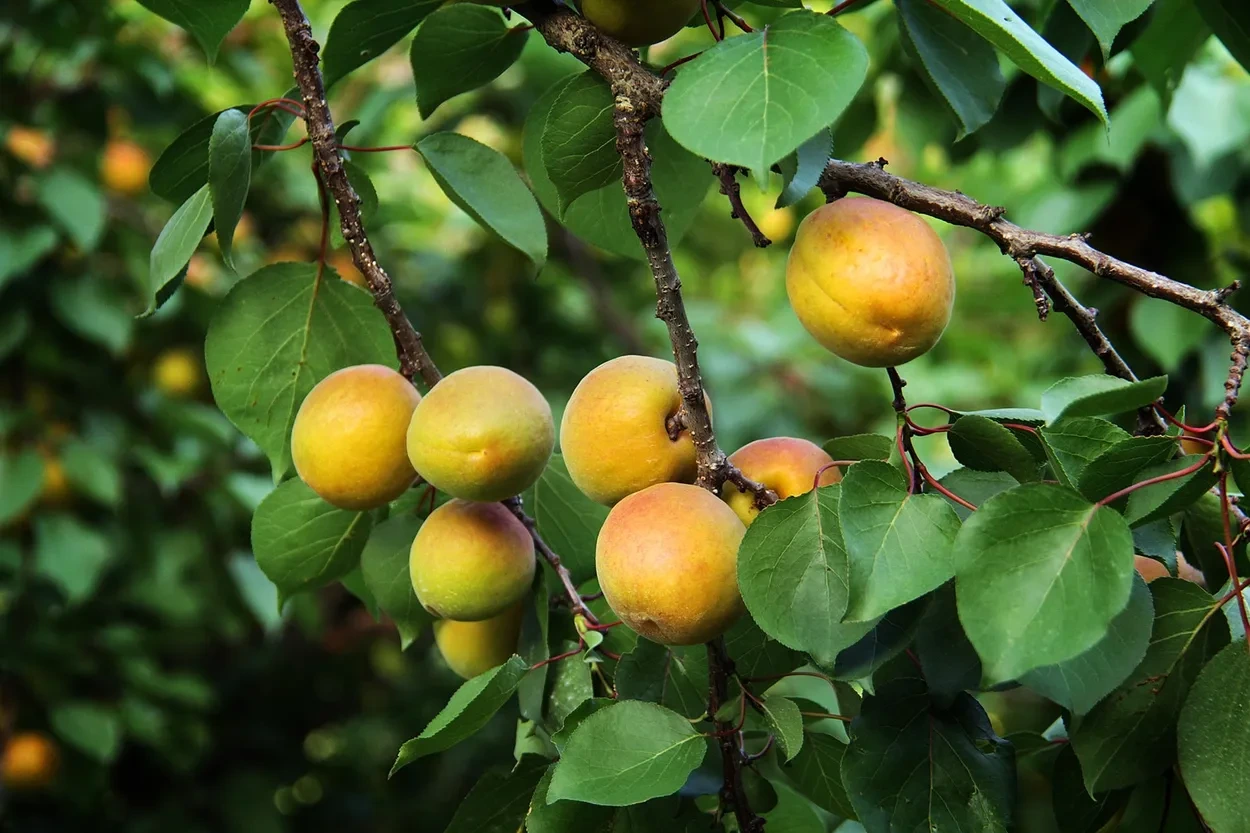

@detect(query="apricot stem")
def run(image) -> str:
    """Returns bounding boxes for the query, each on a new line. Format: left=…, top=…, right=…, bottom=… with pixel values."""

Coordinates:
left=1094, top=453, right=1213, bottom=508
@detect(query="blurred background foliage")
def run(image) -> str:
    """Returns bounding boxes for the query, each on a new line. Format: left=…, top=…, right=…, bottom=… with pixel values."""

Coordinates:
left=0, top=0, right=1248, bottom=829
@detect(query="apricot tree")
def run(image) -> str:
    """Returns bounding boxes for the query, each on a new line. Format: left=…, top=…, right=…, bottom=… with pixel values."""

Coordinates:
left=135, top=0, right=1250, bottom=831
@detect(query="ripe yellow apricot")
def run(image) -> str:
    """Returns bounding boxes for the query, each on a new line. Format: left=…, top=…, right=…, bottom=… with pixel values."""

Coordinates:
left=434, top=602, right=524, bottom=679
left=1179, top=435, right=1210, bottom=456
left=1134, top=554, right=1205, bottom=586
left=561, top=356, right=699, bottom=505
left=1, top=732, right=59, bottom=791
left=410, top=499, right=535, bottom=621
left=291, top=365, right=421, bottom=510
left=406, top=366, right=554, bottom=502
left=4, top=126, right=55, bottom=169
left=786, top=197, right=955, bottom=367
left=597, top=482, right=746, bottom=645
left=580, top=0, right=701, bottom=46
left=100, top=139, right=151, bottom=195
left=723, top=437, right=841, bottom=526
left=153, top=347, right=204, bottom=398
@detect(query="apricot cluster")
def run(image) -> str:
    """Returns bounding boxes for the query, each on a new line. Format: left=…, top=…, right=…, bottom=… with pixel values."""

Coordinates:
left=561, top=357, right=845, bottom=645
left=291, top=364, right=553, bottom=678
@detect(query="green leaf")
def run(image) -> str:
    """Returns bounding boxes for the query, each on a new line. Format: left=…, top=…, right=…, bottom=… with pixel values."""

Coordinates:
left=391, top=655, right=528, bottom=774
left=208, top=110, right=251, bottom=272
left=134, top=0, right=248, bottom=62
left=322, top=0, right=442, bottom=88
left=524, top=77, right=708, bottom=259
left=533, top=454, right=606, bottom=585
left=416, top=132, right=547, bottom=270
left=948, top=414, right=1039, bottom=482
left=1040, top=417, right=1130, bottom=488
left=150, top=104, right=296, bottom=205
left=1040, top=375, right=1167, bottom=422
left=776, top=129, right=831, bottom=209
left=1069, top=579, right=1230, bottom=792
left=1051, top=744, right=1128, bottom=833
left=663, top=10, right=868, bottom=173
left=443, top=757, right=548, bottom=833
left=204, top=263, right=396, bottom=477
left=0, top=308, right=28, bottom=362
left=761, top=695, right=804, bottom=762
left=738, top=486, right=851, bottom=664
left=146, top=184, right=212, bottom=316
left=927, top=0, right=1108, bottom=123
left=1195, top=0, right=1250, bottom=73
left=1130, top=0, right=1209, bottom=109
left=937, top=468, right=1016, bottom=520
left=0, top=449, right=44, bottom=525
left=1021, top=574, right=1154, bottom=715
left=411, top=5, right=527, bottom=118
left=1123, top=456, right=1217, bottom=527
left=723, top=619, right=805, bottom=680
left=789, top=733, right=855, bottom=818
left=550, top=698, right=615, bottom=753
left=830, top=598, right=926, bottom=681
left=842, top=677, right=1015, bottom=832
left=250, top=478, right=373, bottom=604
left=60, top=439, right=121, bottom=507
left=49, top=276, right=134, bottom=356
left=0, top=226, right=58, bottom=290
left=1067, top=0, right=1153, bottom=57
left=34, top=514, right=114, bottom=604
left=822, top=433, right=894, bottom=462
left=1075, top=436, right=1178, bottom=503
left=546, top=701, right=704, bottom=806
left=49, top=702, right=122, bottom=763
left=1037, top=1, right=1097, bottom=120
left=913, top=584, right=981, bottom=705
left=517, top=573, right=551, bottom=722
left=840, top=461, right=961, bottom=622
left=528, top=766, right=611, bottom=833
left=615, top=638, right=709, bottom=720
left=360, top=515, right=432, bottom=649
left=546, top=640, right=593, bottom=727
left=897, top=0, right=1006, bottom=137
left=540, top=72, right=619, bottom=215
left=955, top=483, right=1135, bottom=683
left=1177, top=641, right=1250, bottom=831
left=36, top=168, right=105, bottom=251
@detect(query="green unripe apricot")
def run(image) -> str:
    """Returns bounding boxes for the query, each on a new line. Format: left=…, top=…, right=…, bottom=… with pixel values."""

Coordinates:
left=580, top=0, right=702, bottom=47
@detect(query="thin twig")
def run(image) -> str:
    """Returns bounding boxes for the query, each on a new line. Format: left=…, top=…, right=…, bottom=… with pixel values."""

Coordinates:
left=708, top=639, right=763, bottom=832
left=816, top=159, right=1250, bottom=421
left=713, top=163, right=771, bottom=248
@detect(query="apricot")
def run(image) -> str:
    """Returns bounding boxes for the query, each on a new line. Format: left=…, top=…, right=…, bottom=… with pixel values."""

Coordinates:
left=152, top=347, right=204, bottom=398
left=409, top=499, right=535, bottom=621
left=1, top=732, right=59, bottom=791
left=580, top=0, right=701, bottom=46
left=723, top=437, right=841, bottom=526
left=786, top=197, right=955, bottom=368
left=1134, top=553, right=1205, bottom=586
left=561, top=356, right=699, bottom=505
left=596, top=482, right=746, bottom=645
left=100, top=139, right=151, bottom=195
left=434, top=602, right=524, bottom=679
left=4, top=126, right=55, bottom=169
left=1179, top=435, right=1210, bottom=456
left=406, top=366, right=554, bottom=502
left=291, top=365, right=421, bottom=510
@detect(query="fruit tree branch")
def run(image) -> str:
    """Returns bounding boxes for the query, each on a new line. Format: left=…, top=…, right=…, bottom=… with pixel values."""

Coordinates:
left=270, top=0, right=441, bottom=390
left=525, top=7, right=1245, bottom=424
left=269, top=0, right=594, bottom=624
left=708, top=638, right=764, bottom=833
left=713, top=163, right=772, bottom=248
left=817, top=158, right=1250, bottom=421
